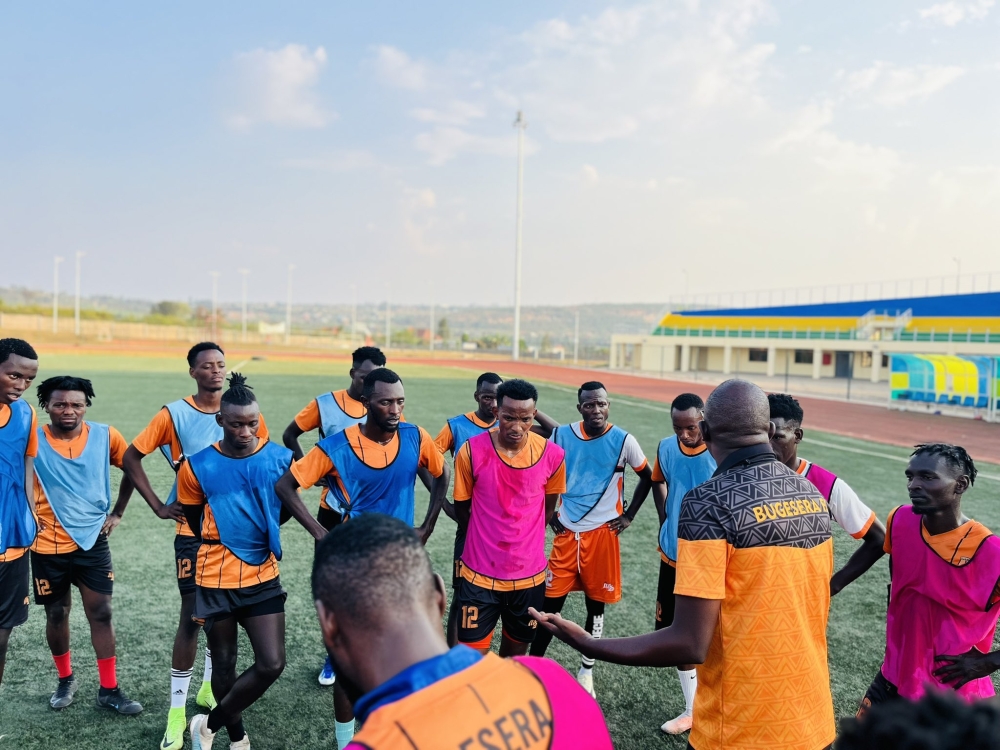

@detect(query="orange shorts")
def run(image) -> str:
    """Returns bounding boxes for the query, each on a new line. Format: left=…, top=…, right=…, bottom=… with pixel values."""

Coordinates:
left=545, top=525, right=621, bottom=604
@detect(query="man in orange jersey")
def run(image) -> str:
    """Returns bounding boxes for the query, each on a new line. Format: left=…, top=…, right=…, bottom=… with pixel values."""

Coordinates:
left=0, top=338, right=40, bottom=690
left=433, top=372, right=559, bottom=646
left=182, top=375, right=325, bottom=750
left=534, top=379, right=836, bottom=750
left=282, top=345, right=386, bottom=687
left=453, top=379, right=566, bottom=658
left=312, top=513, right=613, bottom=750
left=30, top=376, right=142, bottom=714
left=276, top=367, right=449, bottom=749
left=123, top=342, right=270, bottom=750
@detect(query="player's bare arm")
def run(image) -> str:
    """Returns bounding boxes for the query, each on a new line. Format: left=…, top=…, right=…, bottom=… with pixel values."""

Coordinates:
left=102, top=471, right=135, bottom=537
left=531, top=595, right=720, bottom=667
left=609, top=463, right=654, bottom=535
left=281, top=420, right=307, bottom=462
left=529, top=408, right=558, bottom=438
left=831, top=516, right=887, bottom=596
left=415, top=462, right=452, bottom=545
left=274, top=471, right=328, bottom=541
left=652, top=480, right=668, bottom=527
left=122, top=445, right=185, bottom=522
left=934, top=648, right=1000, bottom=689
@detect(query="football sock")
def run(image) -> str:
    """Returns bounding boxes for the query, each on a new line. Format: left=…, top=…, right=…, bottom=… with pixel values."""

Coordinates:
left=97, top=656, right=117, bottom=691
left=203, top=648, right=213, bottom=683
left=170, top=668, right=193, bottom=709
left=335, top=720, right=355, bottom=748
left=53, top=651, right=73, bottom=679
left=678, top=668, right=697, bottom=716
left=227, top=719, right=246, bottom=743
left=581, top=601, right=605, bottom=673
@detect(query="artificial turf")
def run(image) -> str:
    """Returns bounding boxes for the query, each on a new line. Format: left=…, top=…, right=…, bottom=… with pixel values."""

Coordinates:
left=1, top=352, right=997, bottom=749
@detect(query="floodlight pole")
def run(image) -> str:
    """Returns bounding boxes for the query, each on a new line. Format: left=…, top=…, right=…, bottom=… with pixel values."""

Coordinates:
left=238, top=268, right=249, bottom=342
left=52, top=256, right=64, bottom=333
left=953, top=257, right=961, bottom=294
left=351, top=284, right=357, bottom=345
left=285, top=264, right=295, bottom=345
left=573, top=309, right=580, bottom=364
left=512, top=110, right=527, bottom=361
left=385, top=285, right=391, bottom=350
left=429, top=298, right=435, bottom=352
left=210, top=271, right=220, bottom=341
left=74, top=252, right=85, bottom=336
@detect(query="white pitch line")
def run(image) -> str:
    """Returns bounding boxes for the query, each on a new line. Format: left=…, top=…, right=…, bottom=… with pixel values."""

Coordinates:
left=803, top=437, right=1000, bottom=482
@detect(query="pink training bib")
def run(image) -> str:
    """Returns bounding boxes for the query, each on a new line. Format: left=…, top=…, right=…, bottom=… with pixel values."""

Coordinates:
left=462, top=432, right=565, bottom=580
left=882, top=505, right=1000, bottom=701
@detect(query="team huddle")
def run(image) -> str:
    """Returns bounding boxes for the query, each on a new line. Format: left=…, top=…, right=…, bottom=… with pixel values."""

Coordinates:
left=1, top=335, right=998, bottom=750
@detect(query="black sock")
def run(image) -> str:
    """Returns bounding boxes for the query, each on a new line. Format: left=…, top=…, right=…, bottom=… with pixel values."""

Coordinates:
left=227, top=719, right=246, bottom=743
left=207, top=709, right=225, bottom=733
left=98, top=686, right=116, bottom=697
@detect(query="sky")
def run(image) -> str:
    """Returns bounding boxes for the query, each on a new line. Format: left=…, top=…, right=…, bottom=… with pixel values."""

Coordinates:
left=2, top=1, right=998, bottom=308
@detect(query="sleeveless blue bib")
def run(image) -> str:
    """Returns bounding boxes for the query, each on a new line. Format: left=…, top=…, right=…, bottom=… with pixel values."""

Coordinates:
left=447, top=414, right=494, bottom=456
left=656, top=436, right=717, bottom=561
left=158, top=399, right=224, bottom=505
left=187, top=440, right=293, bottom=566
left=0, top=400, right=38, bottom=553
left=34, top=422, right=111, bottom=551
left=316, top=391, right=367, bottom=439
left=317, top=422, right=422, bottom=523
left=552, top=424, right=628, bottom=524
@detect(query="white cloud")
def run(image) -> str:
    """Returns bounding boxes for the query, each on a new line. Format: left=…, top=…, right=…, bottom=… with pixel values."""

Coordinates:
left=581, top=164, right=600, bottom=186
left=414, top=126, right=537, bottom=166
left=227, top=44, right=332, bottom=129
left=279, top=151, right=378, bottom=172
left=842, top=61, right=965, bottom=106
left=374, top=45, right=428, bottom=91
left=918, top=0, right=994, bottom=26
left=409, top=101, right=485, bottom=126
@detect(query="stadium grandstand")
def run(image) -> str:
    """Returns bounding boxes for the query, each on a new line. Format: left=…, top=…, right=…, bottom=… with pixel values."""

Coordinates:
left=610, top=291, right=1000, bottom=407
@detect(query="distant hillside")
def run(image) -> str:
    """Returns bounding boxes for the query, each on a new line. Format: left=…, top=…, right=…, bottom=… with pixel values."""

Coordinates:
left=0, top=286, right=663, bottom=353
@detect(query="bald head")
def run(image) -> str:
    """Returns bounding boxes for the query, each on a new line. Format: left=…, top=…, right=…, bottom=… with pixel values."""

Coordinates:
left=703, top=379, right=773, bottom=456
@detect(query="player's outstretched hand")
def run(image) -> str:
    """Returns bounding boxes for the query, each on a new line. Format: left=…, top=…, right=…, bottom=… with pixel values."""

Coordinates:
left=607, top=514, right=632, bottom=535
left=415, top=524, right=432, bottom=546
left=102, top=512, right=122, bottom=536
left=157, top=502, right=186, bottom=522
left=529, top=607, right=591, bottom=651
left=933, top=648, right=1000, bottom=688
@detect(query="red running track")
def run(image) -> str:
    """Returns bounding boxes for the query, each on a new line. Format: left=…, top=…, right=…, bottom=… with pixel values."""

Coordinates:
left=409, top=358, right=1000, bottom=465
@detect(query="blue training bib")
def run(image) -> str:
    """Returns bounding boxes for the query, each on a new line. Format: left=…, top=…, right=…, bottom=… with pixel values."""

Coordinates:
left=0, top=399, right=38, bottom=553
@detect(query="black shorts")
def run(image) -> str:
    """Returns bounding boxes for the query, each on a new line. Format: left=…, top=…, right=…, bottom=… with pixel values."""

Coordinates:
left=317, top=506, right=343, bottom=533
left=655, top=559, right=677, bottom=630
left=0, top=555, right=30, bottom=630
left=452, top=526, right=467, bottom=589
left=175, top=535, right=200, bottom=596
left=193, top=577, right=286, bottom=632
left=455, top=577, right=545, bottom=645
left=31, top=535, right=114, bottom=605
left=856, top=668, right=900, bottom=718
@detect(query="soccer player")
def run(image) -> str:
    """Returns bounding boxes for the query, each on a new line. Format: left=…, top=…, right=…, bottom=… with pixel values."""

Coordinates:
left=529, top=381, right=652, bottom=699
left=123, top=342, right=269, bottom=750
left=768, top=393, right=886, bottom=594
left=275, top=367, right=449, bottom=749
left=180, top=374, right=325, bottom=750
left=857, top=444, right=1000, bottom=716
left=0, top=338, right=40, bottom=690
left=312, top=513, right=613, bottom=749
left=281, top=345, right=385, bottom=687
left=649, top=393, right=717, bottom=735
left=534, top=379, right=837, bottom=750
left=453, top=379, right=566, bottom=658
left=30, top=376, right=142, bottom=714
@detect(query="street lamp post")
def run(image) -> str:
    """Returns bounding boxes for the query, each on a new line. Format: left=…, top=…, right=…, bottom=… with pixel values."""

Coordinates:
left=210, top=271, right=220, bottom=341
left=74, top=252, right=85, bottom=336
left=52, top=256, right=64, bottom=333
left=384, top=285, right=391, bottom=351
left=238, top=269, right=249, bottom=342
left=512, top=110, right=527, bottom=360
left=285, top=264, right=295, bottom=346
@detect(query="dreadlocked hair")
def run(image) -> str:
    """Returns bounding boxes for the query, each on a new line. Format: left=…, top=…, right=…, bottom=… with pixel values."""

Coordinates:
left=37, top=376, right=95, bottom=407
left=912, top=443, right=977, bottom=487
left=220, top=372, right=256, bottom=407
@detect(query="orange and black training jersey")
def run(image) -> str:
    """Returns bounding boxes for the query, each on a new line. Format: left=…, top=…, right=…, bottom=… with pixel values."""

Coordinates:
left=674, top=443, right=835, bottom=750
left=32, top=424, right=129, bottom=556
left=453, top=430, right=567, bottom=501
left=176, top=440, right=280, bottom=589
left=293, top=390, right=366, bottom=432
left=131, top=396, right=269, bottom=537
left=0, top=402, right=38, bottom=563
left=433, top=411, right=495, bottom=455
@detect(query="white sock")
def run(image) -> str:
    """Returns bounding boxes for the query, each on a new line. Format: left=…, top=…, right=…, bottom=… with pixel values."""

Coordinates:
left=170, top=669, right=193, bottom=709
left=335, top=720, right=355, bottom=749
left=580, top=613, right=604, bottom=673
left=202, top=648, right=213, bottom=683
left=678, top=668, right=697, bottom=716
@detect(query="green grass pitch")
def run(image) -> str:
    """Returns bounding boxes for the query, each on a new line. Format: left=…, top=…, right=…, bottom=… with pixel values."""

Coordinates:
left=2, top=353, right=998, bottom=749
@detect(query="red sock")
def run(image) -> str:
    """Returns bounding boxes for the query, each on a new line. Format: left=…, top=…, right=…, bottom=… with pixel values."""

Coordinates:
left=97, top=656, right=117, bottom=690
left=52, top=651, right=72, bottom=679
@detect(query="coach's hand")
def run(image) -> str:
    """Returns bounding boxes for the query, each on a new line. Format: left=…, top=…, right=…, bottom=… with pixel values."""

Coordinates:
left=157, top=502, right=186, bottom=522
left=608, top=514, right=631, bottom=535
left=529, top=608, right=592, bottom=652
left=102, top=512, right=123, bottom=537
left=934, top=648, right=1000, bottom=688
